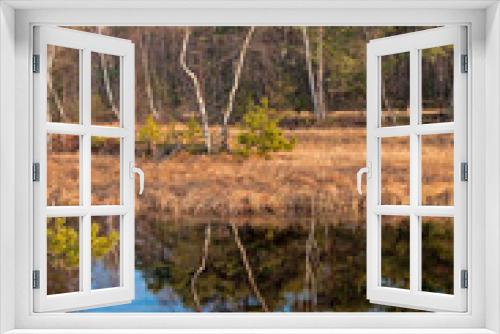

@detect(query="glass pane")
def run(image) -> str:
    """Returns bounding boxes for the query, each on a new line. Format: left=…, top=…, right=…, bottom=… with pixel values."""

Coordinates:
left=47, top=45, right=80, bottom=124
left=421, top=217, right=454, bottom=294
left=381, top=215, right=410, bottom=290
left=47, top=216, right=80, bottom=295
left=422, top=133, right=454, bottom=206
left=381, top=52, right=410, bottom=127
left=421, top=45, right=454, bottom=124
left=91, top=137, right=121, bottom=205
left=92, top=52, right=120, bottom=126
left=381, top=137, right=410, bottom=205
left=91, top=216, right=121, bottom=290
left=47, top=134, right=80, bottom=206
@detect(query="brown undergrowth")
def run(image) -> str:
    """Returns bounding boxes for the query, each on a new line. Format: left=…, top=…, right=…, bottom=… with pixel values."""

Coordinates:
left=47, top=125, right=454, bottom=219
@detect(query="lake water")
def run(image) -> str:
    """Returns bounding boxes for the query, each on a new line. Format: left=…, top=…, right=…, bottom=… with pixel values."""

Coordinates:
left=74, top=217, right=453, bottom=313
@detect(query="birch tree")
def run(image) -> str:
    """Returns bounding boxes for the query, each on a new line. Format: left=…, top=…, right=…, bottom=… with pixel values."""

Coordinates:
left=301, top=27, right=320, bottom=120
left=220, top=26, right=255, bottom=151
left=141, top=31, right=158, bottom=119
left=317, top=26, right=326, bottom=120
left=96, top=26, right=119, bottom=119
left=47, top=44, right=66, bottom=123
left=180, top=27, right=212, bottom=153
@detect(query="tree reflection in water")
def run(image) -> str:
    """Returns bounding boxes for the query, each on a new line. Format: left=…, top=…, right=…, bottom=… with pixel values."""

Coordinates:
left=75, top=215, right=453, bottom=313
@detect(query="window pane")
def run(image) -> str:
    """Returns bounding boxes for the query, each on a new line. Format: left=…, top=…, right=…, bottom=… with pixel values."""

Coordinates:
left=91, top=137, right=121, bottom=205
left=421, top=217, right=454, bottom=294
left=91, top=216, right=121, bottom=290
left=92, top=52, right=120, bottom=126
left=47, top=45, right=80, bottom=124
left=381, top=52, right=410, bottom=127
left=422, top=133, right=454, bottom=206
left=47, top=217, right=80, bottom=295
left=381, top=137, right=410, bottom=205
left=381, top=215, right=410, bottom=290
left=47, top=134, right=80, bottom=206
left=421, top=45, right=454, bottom=124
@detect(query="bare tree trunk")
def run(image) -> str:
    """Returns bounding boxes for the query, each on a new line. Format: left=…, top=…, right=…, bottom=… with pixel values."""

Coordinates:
left=220, top=26, right=255, bottom=151
left=141, top=32, right=158, bottom=119
left=96, top=26, right=119, bottom=119
left=381, top=78, right=392, bottom=124
left=230, top=222, right=269, bottom=312
left=180, top=27, right=212, bottom=153
left=191, top=223, right=211, bottom=312
left=305, top=218, right=318, bottom=312
left=301, top=27, right=319, bottom=120
left=317, top=27, right=325, bottom=120
left=47, top=44, right=66, bottom=123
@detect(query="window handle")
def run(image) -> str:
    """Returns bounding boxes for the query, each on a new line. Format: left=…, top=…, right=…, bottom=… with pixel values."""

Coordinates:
left=357, top=162, right=372, bottom=195
left=129, top=162, right=144, bottom=195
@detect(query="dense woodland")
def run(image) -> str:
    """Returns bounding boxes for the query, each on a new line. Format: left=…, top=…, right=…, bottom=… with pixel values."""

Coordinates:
left=50, top=26, right=451, bottom=129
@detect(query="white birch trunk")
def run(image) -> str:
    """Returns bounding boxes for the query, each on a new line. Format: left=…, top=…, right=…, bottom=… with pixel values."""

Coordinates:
left=191, top=223, right=211, bottom=312
left=317, top=26, right=325, bottom=120
left=180, top=27, right=212, bottom=153
left=47, top=44, right=66, bottom=123
left=302, top=27, right=319, bottom=120
left=96, top=26, right=119, bottom=119
left=220, top=26, right=255, bottom=150
left=231, top=222, right=269, bottom=312
left=141, top=32, right=158, bottom=119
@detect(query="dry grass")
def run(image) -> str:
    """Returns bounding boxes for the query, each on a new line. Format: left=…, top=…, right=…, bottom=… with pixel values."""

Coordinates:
left=47, top=124, right=454, bottom=219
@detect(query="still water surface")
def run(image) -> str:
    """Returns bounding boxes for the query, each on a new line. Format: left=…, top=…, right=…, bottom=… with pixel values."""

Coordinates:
left=76, top=217, right=452, bottom=313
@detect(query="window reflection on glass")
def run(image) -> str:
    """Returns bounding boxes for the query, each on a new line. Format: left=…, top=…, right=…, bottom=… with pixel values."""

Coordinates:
left=422, top=133, right=454, bottom=206
left=91, top=52, right=121, bottom=126
left=47, top=133, right=80, bottom=206
left=381, top=52, right=410, bottom=127
left=47, top=216, right=80, bottom=295
left=381, top=137, right=410, bottom=205
left=91, top=137, right=121, bottom=205
left=421, top=45, right=454, bottom=124
left=421, top=217, right=454, bottom=295
left=47, top=45, right=80, bottom=124
left=381, top=216, right=410, bottom=290
left=91, top=216, right=121, bottom=290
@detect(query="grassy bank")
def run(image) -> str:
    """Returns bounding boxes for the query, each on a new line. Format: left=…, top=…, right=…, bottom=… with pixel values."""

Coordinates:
left=47, top=122, right=453, bottom=219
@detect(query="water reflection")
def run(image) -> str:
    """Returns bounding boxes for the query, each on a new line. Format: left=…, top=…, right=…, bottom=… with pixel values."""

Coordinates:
left=77, top=217, right=453, bottom=312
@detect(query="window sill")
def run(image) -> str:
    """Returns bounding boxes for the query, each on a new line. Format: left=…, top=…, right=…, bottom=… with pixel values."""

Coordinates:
left=4, top=329, right=497, bottom=334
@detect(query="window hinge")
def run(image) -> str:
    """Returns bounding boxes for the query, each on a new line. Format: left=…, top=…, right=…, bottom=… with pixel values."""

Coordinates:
left=461, top=54, right=468, bottom=73
left=33, top=163, right=40, bottom=182
left=33, top=270, right=40, bottom=289
left=33, top=54, right=40, bottom=73
left=461, top=270, right=468, bottom=289
left=461, top=162, right=468, bottom=181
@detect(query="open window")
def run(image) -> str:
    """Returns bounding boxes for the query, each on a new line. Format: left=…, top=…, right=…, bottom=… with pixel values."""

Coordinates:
left=361, top=26, right=467, bottom=312
left=33, top=26, right=139, bottom=312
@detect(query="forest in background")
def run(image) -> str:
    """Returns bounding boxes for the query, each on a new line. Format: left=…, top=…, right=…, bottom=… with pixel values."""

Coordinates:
left=50, top=26, right=451, bottom=125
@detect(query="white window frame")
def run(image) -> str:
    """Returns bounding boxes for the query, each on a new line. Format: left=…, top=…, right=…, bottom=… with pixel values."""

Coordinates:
left=32, top=26, right=136, bottom=313
left=366, top=26, right=467, bottom=312
left=1, top=1, right=499, bottom=333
